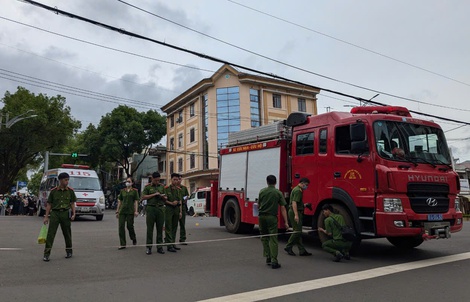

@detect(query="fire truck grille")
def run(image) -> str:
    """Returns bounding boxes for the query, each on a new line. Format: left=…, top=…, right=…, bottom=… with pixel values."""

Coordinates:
left=407, top=183, right=449, bottom=213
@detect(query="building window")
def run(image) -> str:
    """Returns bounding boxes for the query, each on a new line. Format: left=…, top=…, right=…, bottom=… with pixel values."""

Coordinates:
left=178, top=133, right=183, bottom=148
left=170, top=115, right=174, bottom=128
left=189, top=103, right=195, bottom=117
left=177, top=110, right=183, bottom=123
left=298, top=98, right=306, bottom=112
left=203, top=94, right=209, bottom=169
left=217, top=86, right=240, bottom=147
left=190, top=128, right=195, bottom=143
left=159, top=160, right=166, bottom=173
left=273, top=94, right=281, bottom=108
left=169, top=137, right=174, bottom=151
left=190, top=154, right=195, bottom=169
left=178, top=157, right=183, bottom=172
left=250, top=89, right=260, bottom=128
left=169, top=161, right=174, bottom=174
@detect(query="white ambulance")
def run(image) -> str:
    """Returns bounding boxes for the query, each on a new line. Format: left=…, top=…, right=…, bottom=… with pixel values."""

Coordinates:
left=38, top=164, right=105, bottom=220
left=186, top=187, right=211, bottom=216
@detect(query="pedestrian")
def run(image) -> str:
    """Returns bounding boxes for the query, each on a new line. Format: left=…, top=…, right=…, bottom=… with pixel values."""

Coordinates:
left=43, top=172, right=76, bottom=262
left=177, top=174, right=190, bottom=245
left=0, top=195, right=4, bottom=216
left=318, top=204, right=352, bottom=262
left=116, top=177, right=139, bottom=250
left=141, top=172, right=167, bottom=255
left=164, top=173, right=183, bottom=253
left=257, top=175, right=289, bottom=269
left=284, top=178, right=312, bottom=256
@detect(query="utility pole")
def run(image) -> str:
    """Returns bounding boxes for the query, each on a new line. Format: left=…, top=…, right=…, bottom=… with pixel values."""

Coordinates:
left=0, top=110, right=37, bottom=129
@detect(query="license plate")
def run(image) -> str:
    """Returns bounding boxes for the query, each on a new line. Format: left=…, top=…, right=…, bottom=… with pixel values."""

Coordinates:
left=80, top=207, right=90, bottom=213
left=428, top=214, right=443, bottom=221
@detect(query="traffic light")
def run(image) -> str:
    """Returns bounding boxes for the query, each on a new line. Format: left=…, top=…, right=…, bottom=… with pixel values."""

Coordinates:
left=71, top=152, right=78, bottom=158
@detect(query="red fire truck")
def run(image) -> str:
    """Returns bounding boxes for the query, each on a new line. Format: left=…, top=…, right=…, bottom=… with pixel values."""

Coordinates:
left=210, top=106, right=463, bottom=248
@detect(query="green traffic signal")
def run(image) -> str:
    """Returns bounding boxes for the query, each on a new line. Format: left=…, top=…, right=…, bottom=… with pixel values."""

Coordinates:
left=71, top=152, right=78, bottom=158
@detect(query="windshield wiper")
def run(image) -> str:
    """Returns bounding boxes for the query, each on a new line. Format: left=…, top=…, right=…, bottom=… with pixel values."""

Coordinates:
left=399, top=155, right=418, bottom=167
left=409, top=156, right=436, bottom=168
left=432, top=159, right=452, bottom=170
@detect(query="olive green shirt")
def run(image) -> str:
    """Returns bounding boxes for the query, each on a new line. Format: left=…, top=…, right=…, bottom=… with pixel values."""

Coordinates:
left=118, top=188, right=139, bottom=214
left=47, top=186, right=77, bottom=210
left=164, top=184, right=182, bottom=205
left=142, top=183, right=166, bottom=206
left=258, top=185, right=286, bottom=216
left=325, top=213, right=346, bottom=241
left=289, top=185, right=304, bottom=211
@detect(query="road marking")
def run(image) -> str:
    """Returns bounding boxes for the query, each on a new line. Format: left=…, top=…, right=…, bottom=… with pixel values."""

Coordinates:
left=0, top=248, right=23, bottom=251
left=198, top=252, right=470, bottom=302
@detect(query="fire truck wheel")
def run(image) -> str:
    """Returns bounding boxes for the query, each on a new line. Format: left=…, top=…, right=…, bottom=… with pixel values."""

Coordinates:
left=317, top=203, right=358, bottom=244
left=223, top=199, right=242, bottom=233
left=387, top=236, right=424, bottom=249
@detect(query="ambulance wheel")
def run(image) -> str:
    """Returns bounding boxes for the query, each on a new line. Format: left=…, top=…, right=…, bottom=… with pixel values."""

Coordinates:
left=188, top=207, right=195, bottom=216
left=223, top=199, right=241, bottom=233
left=387, top=236, right=424, bottom=249
left=316, top=203, right=360, bottom=248
left=96, top=215, right=104, bottom=221
left=38, top=207, right=45, bottom=217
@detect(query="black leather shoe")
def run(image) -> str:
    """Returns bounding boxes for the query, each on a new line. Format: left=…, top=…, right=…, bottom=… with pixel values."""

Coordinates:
left=284, top=247, right=296, bottom=256
left=146, top=248, right=152, bottom=255
left=132, top=239, right=137, bottom=246
left=333, top=252, right=343, bottom=262
left=65, top=252, right=72, bottom=259
left=118, top=246, right=126, bottom=250
left=271, top=263, right=281, bottom=269
left=43, top=256, right=50, bottom=262
left=266, top=258, right=271, bottom=265
left=157, top=248, right=165, bottom=254
left=343, top=253, right=351, bottom=260
left=299, top=251, right=312, bottom=256
left=167, top=247, right=177, bottom=252
left=173, top=246, right=181, bottom=250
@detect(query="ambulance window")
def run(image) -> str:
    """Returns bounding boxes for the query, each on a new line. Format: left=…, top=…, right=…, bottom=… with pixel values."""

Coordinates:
left=319, top=129, right=327, bottom=154
left=189, top=193, right=195, bottom=199
left=296, top=132, right=314, bottom=155
left=197, top=191, right=206, bottom=199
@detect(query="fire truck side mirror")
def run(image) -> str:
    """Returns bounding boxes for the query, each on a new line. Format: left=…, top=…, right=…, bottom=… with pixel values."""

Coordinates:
left=350, top=123, right=366, bottom=142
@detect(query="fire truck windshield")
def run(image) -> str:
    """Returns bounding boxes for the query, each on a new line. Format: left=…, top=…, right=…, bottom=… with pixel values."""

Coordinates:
left=373, top=120, right=451, bottom=165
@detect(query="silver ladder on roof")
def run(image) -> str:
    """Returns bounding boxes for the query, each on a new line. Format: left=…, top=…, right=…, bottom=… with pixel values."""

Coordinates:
left=227, top=121, right=291, bottom=147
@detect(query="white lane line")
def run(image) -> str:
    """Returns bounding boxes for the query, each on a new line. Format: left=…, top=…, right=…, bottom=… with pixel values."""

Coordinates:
left=198, top=252, right=470, bottom=302
left=0, top=248, right=23, bottom=251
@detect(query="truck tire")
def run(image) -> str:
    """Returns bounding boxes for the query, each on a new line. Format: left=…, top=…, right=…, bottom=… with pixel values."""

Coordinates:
left=387, top=236, right=424, bottom=249
left=223, top=199, right=241, bottom=233
left=316, top=203, right=360, bottom=246
left=188, top=207, right=195, bottom=216
left=38, top=207, right=45, bottom=217
left=96, top=215, right=104, bottom=221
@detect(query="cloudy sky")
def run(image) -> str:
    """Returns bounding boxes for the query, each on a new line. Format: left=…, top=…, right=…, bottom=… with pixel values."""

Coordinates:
left=1, top=0, right=470, bottom=161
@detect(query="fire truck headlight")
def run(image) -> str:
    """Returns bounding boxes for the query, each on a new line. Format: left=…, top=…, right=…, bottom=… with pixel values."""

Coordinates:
left=383, top=198, right=403, bottom=212
left=99, top=196, right=105, bottom=205
left=455, top=199, right=461, bottom=212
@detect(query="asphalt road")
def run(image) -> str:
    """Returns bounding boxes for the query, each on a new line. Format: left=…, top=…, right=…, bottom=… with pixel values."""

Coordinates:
left=1, top=211, right=469, bottom=302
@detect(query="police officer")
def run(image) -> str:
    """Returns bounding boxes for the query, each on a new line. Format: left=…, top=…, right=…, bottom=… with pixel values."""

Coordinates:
left=258, top=175, right=289, bottom=269
left=141, top=172, right=167, bottom=255
left=116, top=177, right=139, bottom=250
left=164, top=173, right=182, bottom=252
left=177, top=174, right=190, bottom=245
left=43, top=172, right=77, bottom=262
left=318, top=204, right=353, bottom=262
left=284, top=178, right=312, bottom=256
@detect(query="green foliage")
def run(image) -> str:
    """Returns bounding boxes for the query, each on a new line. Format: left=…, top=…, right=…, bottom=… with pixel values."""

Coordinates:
left=0, top=87, right=81, bottom=193
left=28, top=171, right=43, bottom=196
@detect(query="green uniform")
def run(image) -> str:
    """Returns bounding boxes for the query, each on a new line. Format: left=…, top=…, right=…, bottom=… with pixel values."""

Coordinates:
left=178, top=185, right=190, bottom=243
left=285, top=185, right=307, bottom=253
left=117, top=188, right=139, bottom=247
left=44, top=186, right=77, bottom=257
left=322, top=213, right=352, bottom=256
left=142, top=183, right=166, bottom=249
left=258, top=185, right=287, bottom=265
left=164, top=184, right=181, bottom=249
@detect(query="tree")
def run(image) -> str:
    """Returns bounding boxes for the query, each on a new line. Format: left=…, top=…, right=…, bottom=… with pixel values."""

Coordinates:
left=87, top=105, right=166, bottom=178
left=28, top=171, right=43, bottom=196
left=0, top=87, right=81, bottom=193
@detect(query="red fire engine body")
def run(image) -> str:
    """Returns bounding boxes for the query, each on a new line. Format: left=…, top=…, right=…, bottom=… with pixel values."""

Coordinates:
left=209, top=106, right=463, bottom=248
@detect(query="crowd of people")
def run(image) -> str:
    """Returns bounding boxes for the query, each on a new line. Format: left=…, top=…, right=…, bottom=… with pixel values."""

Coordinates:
left=0, top=192, right=38, bottom=216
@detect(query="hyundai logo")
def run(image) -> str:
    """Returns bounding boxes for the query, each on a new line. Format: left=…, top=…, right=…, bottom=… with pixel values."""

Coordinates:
left=426, top=198, right=438, bottom=207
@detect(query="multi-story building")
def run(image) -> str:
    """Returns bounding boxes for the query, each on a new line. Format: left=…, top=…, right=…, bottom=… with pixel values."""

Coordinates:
left=161, top=64, right=320, bottom=193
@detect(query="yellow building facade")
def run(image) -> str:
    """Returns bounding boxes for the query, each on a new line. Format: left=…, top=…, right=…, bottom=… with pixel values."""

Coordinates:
left=161, top=64, right=320, bottom=193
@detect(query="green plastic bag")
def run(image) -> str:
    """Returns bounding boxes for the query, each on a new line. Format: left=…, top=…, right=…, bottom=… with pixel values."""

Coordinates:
left=38, top=224, right=48, bottom=244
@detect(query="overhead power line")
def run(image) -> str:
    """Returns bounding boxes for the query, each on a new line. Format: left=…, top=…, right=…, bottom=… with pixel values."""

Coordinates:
left=227, top=0, right=470, bottom=88
left=14, top=1, right=470, bottom=126
left=116, top=0, right=470, bottom=113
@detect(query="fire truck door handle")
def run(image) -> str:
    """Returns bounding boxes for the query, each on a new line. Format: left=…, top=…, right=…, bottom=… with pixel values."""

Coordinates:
left=334, top=172, right=341, bottom=178
left=294, top=174, right=300, bottom=178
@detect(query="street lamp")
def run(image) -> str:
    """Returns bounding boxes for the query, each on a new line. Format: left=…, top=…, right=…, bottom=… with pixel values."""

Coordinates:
left=0, top=110, right=38, bottom=129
